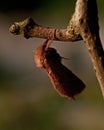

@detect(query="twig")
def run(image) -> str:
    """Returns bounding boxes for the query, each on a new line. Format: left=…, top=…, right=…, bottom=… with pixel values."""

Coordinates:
left=9, top=0, right=104, bottom=97
left=9, top=17, right=82, bottom=41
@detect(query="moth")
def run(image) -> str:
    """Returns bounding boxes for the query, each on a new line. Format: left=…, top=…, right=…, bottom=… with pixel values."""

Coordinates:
left=34, top=39, right=85, bottom=100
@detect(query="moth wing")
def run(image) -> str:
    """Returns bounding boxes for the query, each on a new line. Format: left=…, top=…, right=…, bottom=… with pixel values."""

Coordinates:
left=46, top=62, right=85, bottom=99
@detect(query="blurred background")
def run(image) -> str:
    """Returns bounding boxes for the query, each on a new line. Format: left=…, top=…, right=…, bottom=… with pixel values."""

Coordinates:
left=0, top=0, right=104, bottom=130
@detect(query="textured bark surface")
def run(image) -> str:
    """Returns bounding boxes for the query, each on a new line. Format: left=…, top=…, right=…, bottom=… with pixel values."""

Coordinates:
left=74, top=0, right=104, bottom=96
left=9, top=17, right=82, bottom=41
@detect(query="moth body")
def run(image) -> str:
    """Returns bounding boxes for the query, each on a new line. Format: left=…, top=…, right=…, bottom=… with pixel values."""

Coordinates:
left=34, top=40, right=85, bottom=100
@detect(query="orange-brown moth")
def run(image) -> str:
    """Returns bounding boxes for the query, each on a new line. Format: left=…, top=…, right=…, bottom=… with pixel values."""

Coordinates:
left=34, top=39, right=85, bottom=100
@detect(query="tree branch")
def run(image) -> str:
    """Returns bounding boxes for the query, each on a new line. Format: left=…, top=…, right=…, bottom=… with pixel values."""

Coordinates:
left=9, top=17, right=82, bottom=41
left=9, top=0, right=104, bottom=98
left=72, top=0, right=104, bottom=96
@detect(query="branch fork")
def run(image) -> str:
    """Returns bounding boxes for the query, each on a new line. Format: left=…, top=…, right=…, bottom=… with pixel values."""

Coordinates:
left=9, top=0, right=104, bottom=98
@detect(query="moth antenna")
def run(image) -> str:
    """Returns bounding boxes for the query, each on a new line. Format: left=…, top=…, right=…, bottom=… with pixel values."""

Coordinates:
left=61, top=57, right=70, bottom=60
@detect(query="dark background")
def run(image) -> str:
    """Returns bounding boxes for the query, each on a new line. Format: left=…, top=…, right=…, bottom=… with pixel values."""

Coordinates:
left=0, top=0, right=42, bottom=11
left=0, top=0, right=104, bottom=130
left=0, top=0, right=74, bottom=11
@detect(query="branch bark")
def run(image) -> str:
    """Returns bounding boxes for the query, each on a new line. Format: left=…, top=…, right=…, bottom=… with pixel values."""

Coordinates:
left=72, top=0, right=104, bottom=96
left=9, top=17, right=82, bottom=41
left=9, top=0, right=104, bottom=97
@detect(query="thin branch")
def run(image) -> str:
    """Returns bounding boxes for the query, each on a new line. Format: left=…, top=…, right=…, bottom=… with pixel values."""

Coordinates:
left=9, top=17, right=82, bottom=41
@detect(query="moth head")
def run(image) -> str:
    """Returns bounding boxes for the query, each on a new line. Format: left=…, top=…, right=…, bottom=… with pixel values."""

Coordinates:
left=34, top=45, right=46, bottom=68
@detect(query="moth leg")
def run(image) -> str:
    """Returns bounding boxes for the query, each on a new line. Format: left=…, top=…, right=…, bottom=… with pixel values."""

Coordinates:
left=42, top=39, right=49, bottom=46
left=45, top=29, right=55, bottom=50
